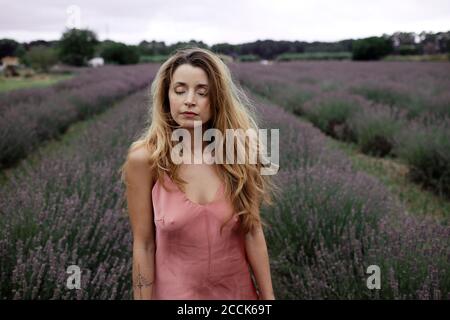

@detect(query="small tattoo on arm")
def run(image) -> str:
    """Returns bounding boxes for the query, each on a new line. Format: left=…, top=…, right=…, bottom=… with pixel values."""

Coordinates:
left=133, top=264, right=153, bottom=299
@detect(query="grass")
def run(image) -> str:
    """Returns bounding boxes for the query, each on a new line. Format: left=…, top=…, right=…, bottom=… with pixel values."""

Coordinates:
left=276, top=52, right=352, bottom=61
left=139, top=55, right=168, bottom=63
left=383, top=54, right=450, bottom=62
left=326, top=138, right=450, bottom=222
left=0, top=73, right=74, bottom=93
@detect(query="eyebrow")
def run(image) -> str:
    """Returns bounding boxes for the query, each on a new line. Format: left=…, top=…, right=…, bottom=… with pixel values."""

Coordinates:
left=173, top=81, right=208, bottom=88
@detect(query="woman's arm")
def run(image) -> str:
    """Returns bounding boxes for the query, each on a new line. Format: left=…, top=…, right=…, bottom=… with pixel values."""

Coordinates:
left=245, top=224, right=275, bottom=300
left=124, top=147, right=155, bottom=300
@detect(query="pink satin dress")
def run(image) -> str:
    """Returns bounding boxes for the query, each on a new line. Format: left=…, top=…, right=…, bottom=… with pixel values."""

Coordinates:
left=151, top=172, right=259, bottom=300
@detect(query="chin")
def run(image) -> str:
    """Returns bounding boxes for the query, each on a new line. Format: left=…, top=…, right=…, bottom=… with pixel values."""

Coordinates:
left=181, top=124, right=196, bottom=129
left=181, top=119, right=204, bottom=127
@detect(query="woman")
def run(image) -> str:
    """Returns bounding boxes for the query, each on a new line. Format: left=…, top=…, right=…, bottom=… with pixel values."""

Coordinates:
left=120, top=47, right=278, bottom=300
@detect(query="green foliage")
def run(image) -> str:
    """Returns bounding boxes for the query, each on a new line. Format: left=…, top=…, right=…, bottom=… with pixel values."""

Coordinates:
left=383, top=54, right=450, bottom=62
left=304, top=99, right=359, bottom=141
left=348, top=109, right=403, bottom=157
left=139, top=55, right=169, bottom=63
left=351, top=85, right=423, bottom=119
left=211, top=43, right=236, bottom=55
left=25, top=45, right=58, bottom=72
left=276, top=52, right=352, bottom=61
left=0, top=38, right=24, bottom=58
left=58, top=28, right=99, bottom=66
left=0, top=74, right=73, bottom=93
left=394, top=123, right=450, bottom=198
left=101, top=43, right=139, bottom=65
left=237, top=54, right=260, bottom=62
left=352, top=37, right=393, bottom=61
left=398, top=45, right=419, bottom=55
left=137, top=40, right=167, bottom=56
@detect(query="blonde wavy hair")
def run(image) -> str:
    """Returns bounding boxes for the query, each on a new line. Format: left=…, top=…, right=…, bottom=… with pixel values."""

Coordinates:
left=119, top=47, right=280, bottom=235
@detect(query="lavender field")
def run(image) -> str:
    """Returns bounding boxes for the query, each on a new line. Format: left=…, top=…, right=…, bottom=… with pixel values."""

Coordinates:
left=230, top=61, right=450, bottom=200
left=0, top=64, right=160, bottom=169
left=0, top=62, right=449, bottom=299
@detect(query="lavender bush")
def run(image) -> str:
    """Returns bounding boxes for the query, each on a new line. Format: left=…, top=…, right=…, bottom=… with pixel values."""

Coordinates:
left=0, top=90, right=152, bottom=299
left=350, top=83, right=424, bottom=119
left=0, top=64, right=160, bottom=169
left=252, top=94, right=449, bottom=299
left=393, top=114, right=450, bottom=198
left=347, top=103, right=407, bottom=157
left=301, top=91, right=364, bottom=141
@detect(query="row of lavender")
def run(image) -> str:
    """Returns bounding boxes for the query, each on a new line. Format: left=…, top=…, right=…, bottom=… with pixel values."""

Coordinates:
left=230, top=61, right=450, bottom=199
left=249, top=93, right=449, bottom=299
left=0, top=90, right=151, bottom=299
left=0, top=64, right=160, bottom=169
left=0, top=81, right=448, bottom=299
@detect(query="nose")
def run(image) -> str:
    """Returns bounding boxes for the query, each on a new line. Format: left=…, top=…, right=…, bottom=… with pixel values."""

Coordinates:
left=184, top=90, right=196, bottom=107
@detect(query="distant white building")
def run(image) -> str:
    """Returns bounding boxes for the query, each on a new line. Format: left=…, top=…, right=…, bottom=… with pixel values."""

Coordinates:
left=260, top=59, right=273, bottom=66
left=88, top=57, right=104, bottom=67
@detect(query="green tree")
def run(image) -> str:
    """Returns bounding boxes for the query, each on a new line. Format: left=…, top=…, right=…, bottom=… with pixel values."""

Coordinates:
left=0, top=38, right=23, bottom=59
left=211, top=43, right=235, bottom=55
left=352, top=37, right=393, bottom=60
left=100, top=43, right=139, bottom=65
left=138, top=40, right=167, bottom=56
left=26, top=45, right=58, bottom=72
left=58, top=28, right=98, bottom=66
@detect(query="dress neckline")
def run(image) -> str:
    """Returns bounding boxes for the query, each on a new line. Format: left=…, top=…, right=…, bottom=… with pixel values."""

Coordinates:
left=163, top=172, right=224, bottom=207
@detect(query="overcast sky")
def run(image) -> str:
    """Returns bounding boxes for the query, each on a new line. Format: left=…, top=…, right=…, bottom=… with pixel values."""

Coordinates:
left=1, top=0, right=449, bottom=45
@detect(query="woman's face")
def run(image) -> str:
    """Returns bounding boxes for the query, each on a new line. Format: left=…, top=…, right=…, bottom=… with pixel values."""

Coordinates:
left=168, top=63, right=211, bottom=129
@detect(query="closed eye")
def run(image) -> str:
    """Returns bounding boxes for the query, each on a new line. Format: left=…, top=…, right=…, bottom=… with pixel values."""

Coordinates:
left=175, top=91, right=207, bottom=96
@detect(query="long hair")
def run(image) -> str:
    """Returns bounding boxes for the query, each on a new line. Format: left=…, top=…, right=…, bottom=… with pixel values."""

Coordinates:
left=119, top=47, right=280, bottom=235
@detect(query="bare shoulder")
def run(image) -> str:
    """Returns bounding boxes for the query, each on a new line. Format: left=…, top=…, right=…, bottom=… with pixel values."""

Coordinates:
left=127, top=144, right=152, bottom=166
left=125, top=144, right=154, bottom=184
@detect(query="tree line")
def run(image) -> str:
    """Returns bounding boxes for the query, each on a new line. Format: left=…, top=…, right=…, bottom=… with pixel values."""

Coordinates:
left=1, top=28, right=449, bottom=68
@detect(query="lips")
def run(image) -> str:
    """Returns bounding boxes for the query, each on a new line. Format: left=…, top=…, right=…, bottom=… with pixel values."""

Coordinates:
left=182, top=111, right=198, bottom=115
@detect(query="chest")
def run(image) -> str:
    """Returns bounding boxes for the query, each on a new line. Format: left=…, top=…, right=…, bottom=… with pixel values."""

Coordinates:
left=178, top=164, right=223, bottom=205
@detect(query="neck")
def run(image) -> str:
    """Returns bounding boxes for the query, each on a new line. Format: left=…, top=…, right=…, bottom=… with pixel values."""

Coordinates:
left=183, top=123, right=209, bottom=163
